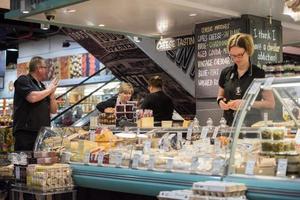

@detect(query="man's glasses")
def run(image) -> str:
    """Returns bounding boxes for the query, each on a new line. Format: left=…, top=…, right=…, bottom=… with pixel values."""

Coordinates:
left=229, top=50, right=246, bottom=59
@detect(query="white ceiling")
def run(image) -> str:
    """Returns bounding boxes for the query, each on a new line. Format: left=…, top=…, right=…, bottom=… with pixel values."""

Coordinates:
left=26, top=0, right=300, bottom=45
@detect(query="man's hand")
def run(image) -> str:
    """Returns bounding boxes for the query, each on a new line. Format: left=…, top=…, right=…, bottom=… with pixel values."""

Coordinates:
left=48, top=77, right=59, bottom=94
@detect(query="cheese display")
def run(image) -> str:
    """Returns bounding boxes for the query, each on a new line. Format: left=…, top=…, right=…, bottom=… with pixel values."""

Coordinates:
left=26, top=164, right=73, bottom=191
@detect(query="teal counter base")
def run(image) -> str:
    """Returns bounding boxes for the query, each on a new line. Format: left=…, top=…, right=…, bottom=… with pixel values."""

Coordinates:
left=71, top=165, right=300, bottom=199
left=225, top=175, right=300, bottom=200
left=71, top=164, right=220, bottom=196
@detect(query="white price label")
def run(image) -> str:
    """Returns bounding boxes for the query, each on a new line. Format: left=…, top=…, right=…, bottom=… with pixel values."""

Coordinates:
left=97, top=152, right=105, bottom=166
left=276, top=159, right=288, bottom=177
left=132, top=154, right=140, bottom=169
left=177, top=132, right=182, bottom=143
left=295, top=129, right=300, bottom=144
left=166, top=158, right=174, bottom=171
left=245, top=160, right=256, bottom=175
left=115, top=152, right=123, bottom=167
left=148, top=155, right=155, bottom=170
left=89, top=130, right=95, bottom=141
left=212, top=126, right=219, bottom=138
left=143, top=140, right=151, bottom=153
left=15, top=166, right=20, bottom=179
left=248, top=82, right=261, bottom=95
left=212, top=159, right=224, bottom=175
left=201, top=127, right=209, bottom=139
left=214, top=139, right=221, bottom=154
left=263, top=77, right=274, bottom=89
left=190, top=156, right=199, bottom=172
left=187, top=127, right=192, bottom=141
left=84, top=153, right=90, bottom=165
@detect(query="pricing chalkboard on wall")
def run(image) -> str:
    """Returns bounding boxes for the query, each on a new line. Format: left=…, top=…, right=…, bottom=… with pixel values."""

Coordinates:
left=195, top=18, right=246, bottom=98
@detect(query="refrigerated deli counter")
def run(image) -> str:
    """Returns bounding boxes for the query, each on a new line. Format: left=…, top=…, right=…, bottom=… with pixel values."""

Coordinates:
left=34, top=77, right=300, bottom=200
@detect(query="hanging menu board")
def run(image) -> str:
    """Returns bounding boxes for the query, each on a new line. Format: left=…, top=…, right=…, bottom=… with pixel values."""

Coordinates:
left=244, top=15, right=282, bottom=68
left=195, top=18, right=246, bottom=98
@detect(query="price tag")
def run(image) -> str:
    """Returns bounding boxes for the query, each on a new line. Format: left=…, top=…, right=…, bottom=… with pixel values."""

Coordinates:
left=89, top=130, right=95, bottom=141
left=212, top=126, right=219, bottom=138
left=143, top=140, right=151, bottom=153
left=276, top=159, right=288, bottom=177
left=263, top=112, right=269, bottom=122
left=190, top=156, right=199, bottom=172
left=115, top=152, right=123, bottom=167
left=166, top=158, right=174, bottom=171
left=97, top=152, right=105, bottom=166
left=212, top=159, right=224, bottom=175
left=148, top=155, right=155, bottom=170
left=83, top=153, right=90, bottom=165
left=295, top=129, right=300, bottom=144
left=15, top=166, right=20, bottom=179
left=248, top=82, right=261, bottom=95
left=245, top=160, right=256, bottom=175
left=177, top=132, right=182, bottom=143
left=263, top=77, right=274, bottom=89
left=132, top=154, right=141, bottom=169
left=186, top=127, right=192, bottom=141
left=201, top=127, right=209, bottom=139
left=214, top=139, right=221, bottom=154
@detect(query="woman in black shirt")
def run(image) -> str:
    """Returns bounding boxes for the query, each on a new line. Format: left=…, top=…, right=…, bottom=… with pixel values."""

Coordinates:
left=217, top=33, right=275, bottom=126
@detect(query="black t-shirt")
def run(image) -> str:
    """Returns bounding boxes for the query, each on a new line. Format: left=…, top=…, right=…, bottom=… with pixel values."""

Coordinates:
left=141, top=91, right=174, bottom=122
left=13, top=74, right=51, bottom=133
left=96, top=95, right=117, bottom=112
left=219, top=64, right=265, bottom=126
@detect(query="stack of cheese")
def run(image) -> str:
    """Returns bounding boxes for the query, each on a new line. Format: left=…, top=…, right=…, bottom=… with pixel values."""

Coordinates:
left=34, top=151, right=59, bottom=165
left=26, top=164, right=73, bottom=191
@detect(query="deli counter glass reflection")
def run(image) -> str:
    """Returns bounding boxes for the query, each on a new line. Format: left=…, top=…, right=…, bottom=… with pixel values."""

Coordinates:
left=228, top=77, right=300, bottom=179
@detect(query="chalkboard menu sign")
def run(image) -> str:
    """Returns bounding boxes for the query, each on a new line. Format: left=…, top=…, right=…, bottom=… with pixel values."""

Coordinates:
left=243, top=15, right=282, bottom=68
left=195, top=18, right=246, bottom=98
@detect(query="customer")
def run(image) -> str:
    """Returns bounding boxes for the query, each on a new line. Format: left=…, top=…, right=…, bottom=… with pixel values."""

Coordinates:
left=96, top=82, right=134, bottom=112
left=217, top=33, right=275, bottom=126
left=13, top=56, right=58, bottom=151
left=141, top=75, right=174, bottom=123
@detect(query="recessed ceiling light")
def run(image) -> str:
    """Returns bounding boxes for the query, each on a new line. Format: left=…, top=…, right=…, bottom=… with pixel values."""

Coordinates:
left=22, top=10, right=30, bottom=14
left=7, top=48, right=18, bottom=52
left=98, top=24, right=105, bottom=27
left=189, top=13, right=197, bottom=17
left=64, top=9, right=76, bottom=13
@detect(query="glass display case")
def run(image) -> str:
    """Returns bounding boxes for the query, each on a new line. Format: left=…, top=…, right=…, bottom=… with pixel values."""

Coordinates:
left=228, top=76, right=300, bottom=180
left=34, top=123, right=232, bottom=176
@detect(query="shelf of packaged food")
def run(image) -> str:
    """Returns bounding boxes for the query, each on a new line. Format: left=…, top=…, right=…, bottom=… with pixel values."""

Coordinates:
left=70, top=164, right=221, bottom=196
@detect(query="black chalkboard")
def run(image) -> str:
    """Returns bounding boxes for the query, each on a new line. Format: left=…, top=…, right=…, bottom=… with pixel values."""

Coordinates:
left=195, top=18, right=247, bottom=98
left=243, top=15, right=283, bottom=68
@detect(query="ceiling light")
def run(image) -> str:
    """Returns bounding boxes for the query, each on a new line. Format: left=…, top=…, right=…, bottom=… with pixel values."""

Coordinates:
left=189, top=13, right=197, bottom=17
left=40, top=23, right=50, bottom=30
left=20, top=0, right=31, bottom=14
left=98, top=24, right=105, bottom=27
left=133, top=36, right=142, bottom=43
left=7, top=48, right=18, bottom=52
left=64, top=8, right=76, bottom=13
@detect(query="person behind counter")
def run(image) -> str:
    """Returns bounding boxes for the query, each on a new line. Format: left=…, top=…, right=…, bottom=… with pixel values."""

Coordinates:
left=141, top=75, right=174, bottom=123
left=13, top=56, right=59, bottom=151
left=217, top=33, right=275, bottom=126
left=96, top=82, right=134, bottom=112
